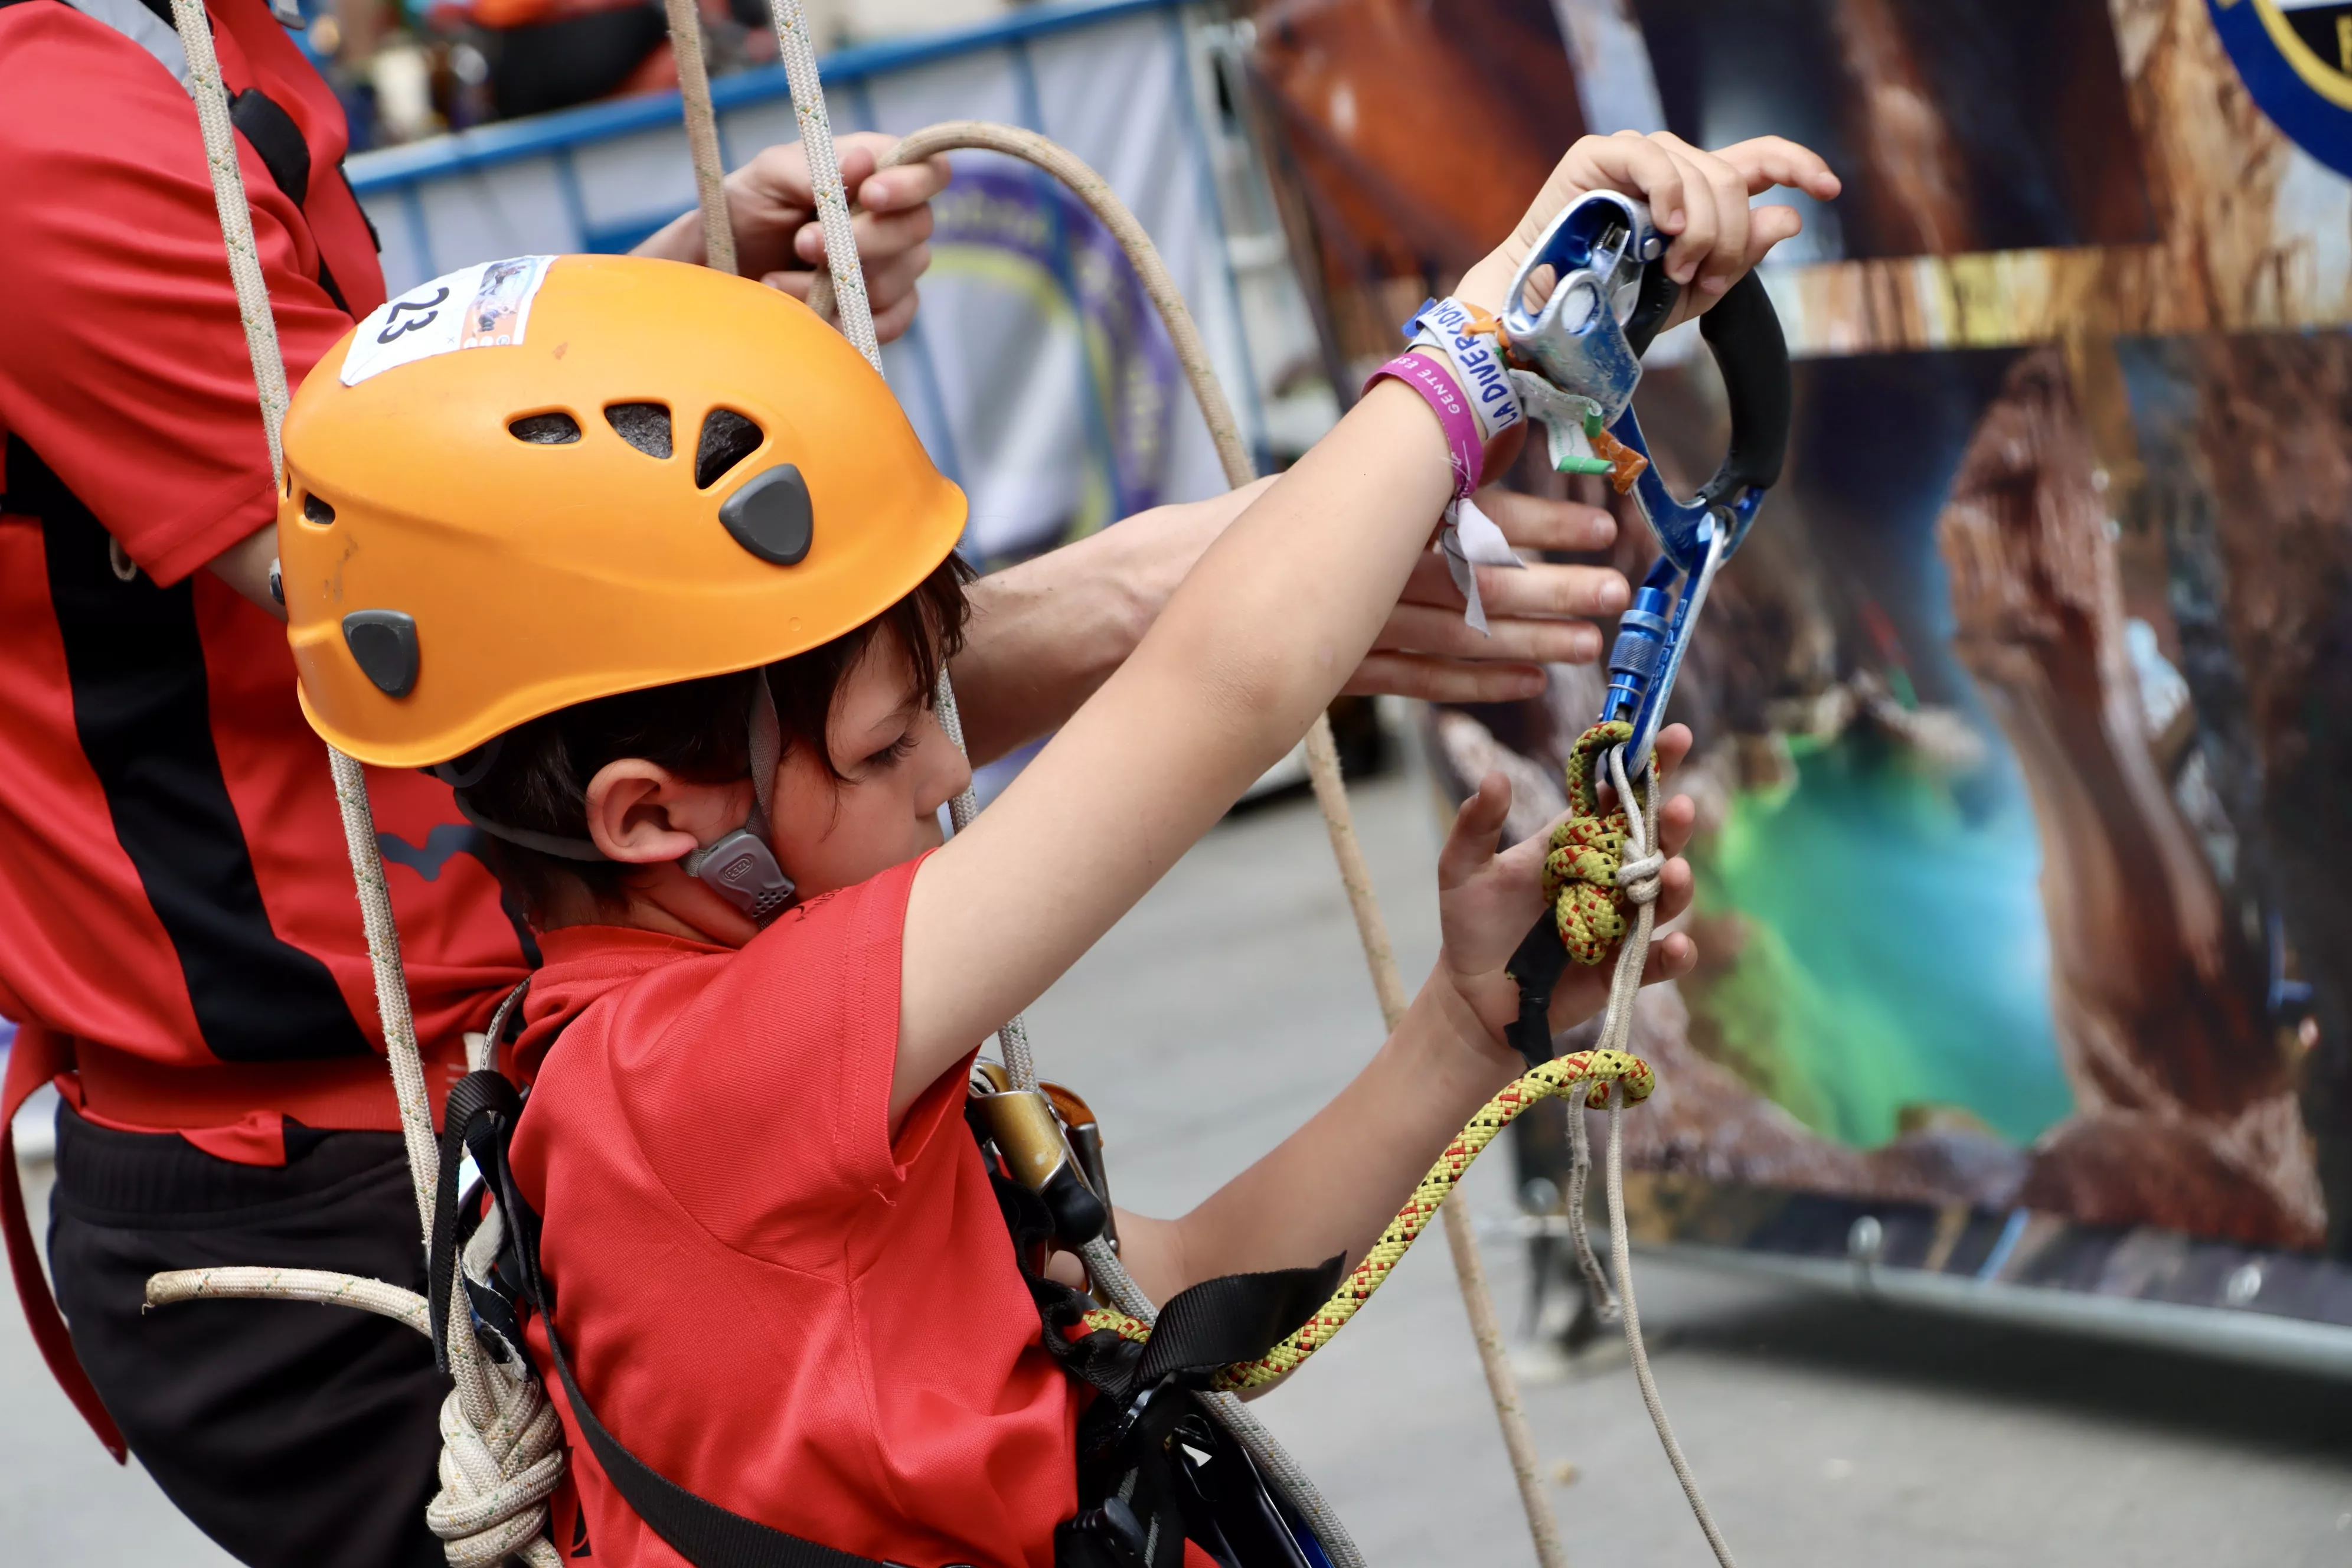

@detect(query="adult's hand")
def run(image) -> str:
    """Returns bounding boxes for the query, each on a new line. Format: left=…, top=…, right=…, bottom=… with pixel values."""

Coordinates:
left=632, top=132, right=951, bottom=344
left=948, top=481, right=1629, bottom=762
left=1347, top=485, right=1625, bottom=703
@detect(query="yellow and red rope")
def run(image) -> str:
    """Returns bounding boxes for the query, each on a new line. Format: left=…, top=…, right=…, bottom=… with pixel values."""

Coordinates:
left=1076, top=1047, right=1653, bottom=1390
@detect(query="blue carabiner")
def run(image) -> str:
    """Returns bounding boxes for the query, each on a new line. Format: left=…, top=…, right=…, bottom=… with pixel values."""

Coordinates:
left=1502, top=192, right=1792, bottom=772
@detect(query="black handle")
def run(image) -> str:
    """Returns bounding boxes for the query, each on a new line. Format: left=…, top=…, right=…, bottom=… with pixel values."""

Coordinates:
left=1622, top=263, right=1680, bottom=360
left=1695, top=267, right=1791, bottom=501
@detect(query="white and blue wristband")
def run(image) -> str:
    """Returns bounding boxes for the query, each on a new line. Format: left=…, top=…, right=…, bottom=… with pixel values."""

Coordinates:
left=1401, top=296, right=1526, bottom=635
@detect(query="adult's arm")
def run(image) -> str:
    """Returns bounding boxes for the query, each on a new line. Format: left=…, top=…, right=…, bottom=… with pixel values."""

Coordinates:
left=948, top=482, right=1628, bottom=765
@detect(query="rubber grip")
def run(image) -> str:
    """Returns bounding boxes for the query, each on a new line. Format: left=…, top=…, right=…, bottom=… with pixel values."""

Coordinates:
left=1622, top=262, right=1680, bottom=360
left=1694, top=268, right=1792, bottom=500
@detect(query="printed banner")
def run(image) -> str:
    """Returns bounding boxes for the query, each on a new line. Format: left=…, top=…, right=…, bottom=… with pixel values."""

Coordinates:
left=1256, top=0, right=2352, bottom=1335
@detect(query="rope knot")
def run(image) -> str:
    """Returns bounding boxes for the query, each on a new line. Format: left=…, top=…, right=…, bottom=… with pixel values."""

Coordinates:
left=1542, top=721, right=1647, bottom=963
left=426, top=1349, right=567, bottom=1567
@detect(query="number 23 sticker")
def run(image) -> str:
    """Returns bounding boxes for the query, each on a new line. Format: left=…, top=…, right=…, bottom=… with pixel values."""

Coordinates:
left=374, top=287, right=449, bottom=344
left=341, top=257, right=553, bottom=387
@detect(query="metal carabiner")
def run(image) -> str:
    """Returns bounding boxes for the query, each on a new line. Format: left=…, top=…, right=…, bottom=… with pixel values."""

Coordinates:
left=1495, top=194, right=1794, bottom=1067
left=1501, top=191, right=1792, bottom=774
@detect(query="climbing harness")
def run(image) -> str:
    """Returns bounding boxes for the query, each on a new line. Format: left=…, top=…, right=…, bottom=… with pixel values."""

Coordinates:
left=128, top=0, right=1787, bottom=1562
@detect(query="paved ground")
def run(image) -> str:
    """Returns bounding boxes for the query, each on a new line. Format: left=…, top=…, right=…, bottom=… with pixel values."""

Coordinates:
left=6, top=752, right=2351, bottom=1564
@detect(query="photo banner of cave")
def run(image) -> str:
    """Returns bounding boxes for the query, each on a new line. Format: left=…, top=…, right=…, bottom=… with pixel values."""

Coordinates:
left=1226, top=0, right=2352, bottom=1360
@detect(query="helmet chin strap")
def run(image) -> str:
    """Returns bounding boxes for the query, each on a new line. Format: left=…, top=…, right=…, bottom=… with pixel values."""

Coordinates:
left=446, top=675, right=796, bottom=926
left=679, top=674, right=796, bottom=925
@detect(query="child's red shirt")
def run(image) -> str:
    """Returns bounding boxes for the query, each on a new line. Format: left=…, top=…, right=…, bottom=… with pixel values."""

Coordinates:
left=507, top=861, right=1080, bottom=1567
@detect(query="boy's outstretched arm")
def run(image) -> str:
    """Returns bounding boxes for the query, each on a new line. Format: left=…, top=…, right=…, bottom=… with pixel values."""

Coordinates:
left=1110, top=727, right=1700, bottom=1308
left=897, top=133, right=1834, bottom=1120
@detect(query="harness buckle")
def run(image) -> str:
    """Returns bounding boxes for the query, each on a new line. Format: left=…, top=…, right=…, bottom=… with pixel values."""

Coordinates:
left=970, top=1075, right=1109, bottom=1249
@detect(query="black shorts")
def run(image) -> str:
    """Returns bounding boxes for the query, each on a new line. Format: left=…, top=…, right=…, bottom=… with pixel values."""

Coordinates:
left=47, top=1102, right=445, bottom=1568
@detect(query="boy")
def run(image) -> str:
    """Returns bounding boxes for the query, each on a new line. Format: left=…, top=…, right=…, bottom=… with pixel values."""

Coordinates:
left=277, top=130, right=1835, bottom=1566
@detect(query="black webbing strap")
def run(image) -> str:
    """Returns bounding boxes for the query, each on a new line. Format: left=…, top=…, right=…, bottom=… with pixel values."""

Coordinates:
left=428, top=1069, right=520, bottom=1373
left=225, top=84, right=351, bottom=313
left=1122, top=1262, right=1342, bottom=1396
left=534, top=1307, right=896, bottom=1568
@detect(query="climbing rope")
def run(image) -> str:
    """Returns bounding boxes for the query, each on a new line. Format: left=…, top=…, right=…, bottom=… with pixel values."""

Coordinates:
left=141, top=1, right=1727, bottom=1561
left=145, top=2, right=568, bottom=1562
left=1075, top=1048, right=1654, bottom=1390
left=664, top=0, right=737, bottom=279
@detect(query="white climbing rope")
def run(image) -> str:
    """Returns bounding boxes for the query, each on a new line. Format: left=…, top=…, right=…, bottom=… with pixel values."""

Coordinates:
left=151, top=4, right=566, bottom=1562
left=148, top=1266, right=432, bottom=1335
left=664, top=0, right=738, bottom=279
left=765, top=0, right=877, bottom=371
left=1598, top=740, right=1735, bottom=1568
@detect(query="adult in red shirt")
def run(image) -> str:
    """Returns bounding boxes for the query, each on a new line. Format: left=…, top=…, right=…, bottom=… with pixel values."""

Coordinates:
left=0, top=1, right=950, bottom=1560
left=0, top=1, right=1631, bottom=1562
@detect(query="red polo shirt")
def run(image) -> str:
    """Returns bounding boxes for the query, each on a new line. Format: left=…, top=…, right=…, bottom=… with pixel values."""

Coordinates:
left=508, top=860, right=1093, bottom=1567
left=0, top=0, right=533, bottom=1159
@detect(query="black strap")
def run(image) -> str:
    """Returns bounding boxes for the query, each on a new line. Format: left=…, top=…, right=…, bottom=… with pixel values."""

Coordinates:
left=535, top=1310, right=896, bottom=1568
left=228, top=84, right=309, bottom=213
left=227, top=86, right=351, bottom=313
left=1116, top=1260, right=1343, bottom=1399
left=1503, top=910, right=1572, bottom=1069
left=429, top=1069, right=522, bottom=1373
left=0, top=0, right=357, bottom=314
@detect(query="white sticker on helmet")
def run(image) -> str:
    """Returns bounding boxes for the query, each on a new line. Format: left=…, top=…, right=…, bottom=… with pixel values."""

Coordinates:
left=340, top=256, right=555, bottom=387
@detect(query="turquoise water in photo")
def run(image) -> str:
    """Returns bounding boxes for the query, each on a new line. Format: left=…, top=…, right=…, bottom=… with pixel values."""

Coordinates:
left=1691, top=733, right=2075, bottom=1149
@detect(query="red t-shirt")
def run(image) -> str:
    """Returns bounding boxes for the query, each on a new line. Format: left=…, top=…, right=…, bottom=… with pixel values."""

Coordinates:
left=0, top=0, right=531, bottom=1156
left=508, top=863, right=1087, bottom=1567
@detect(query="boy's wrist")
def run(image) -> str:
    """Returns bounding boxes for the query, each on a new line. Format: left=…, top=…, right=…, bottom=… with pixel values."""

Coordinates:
left=1416, top=956, right=1527, bottom=1087
left=1455, top=254, right=1516, bottom=319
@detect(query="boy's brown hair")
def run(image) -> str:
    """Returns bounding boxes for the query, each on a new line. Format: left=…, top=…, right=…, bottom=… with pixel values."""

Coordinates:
left=459, top=557, right=972, bottom=919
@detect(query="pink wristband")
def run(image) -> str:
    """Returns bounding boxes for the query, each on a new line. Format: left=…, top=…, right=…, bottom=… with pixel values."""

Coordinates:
left=1365, top=351, right=1482, bottom=499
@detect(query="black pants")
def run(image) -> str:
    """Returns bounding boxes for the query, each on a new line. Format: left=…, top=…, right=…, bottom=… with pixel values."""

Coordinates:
left=47, top=1103, right=446, bottom=1568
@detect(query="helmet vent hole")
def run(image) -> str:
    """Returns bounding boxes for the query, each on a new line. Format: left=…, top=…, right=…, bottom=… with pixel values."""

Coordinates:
left=302, top=494, right=336, bottom=526
left=605, top=402, right=673, bottom=460
left=695, top=409, right=764, bottom=489
left=509, top=412, right=582, bottom=445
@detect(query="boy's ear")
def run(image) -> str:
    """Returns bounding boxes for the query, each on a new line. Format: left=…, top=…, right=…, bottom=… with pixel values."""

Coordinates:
left=582, top=760, right=741, bottom=864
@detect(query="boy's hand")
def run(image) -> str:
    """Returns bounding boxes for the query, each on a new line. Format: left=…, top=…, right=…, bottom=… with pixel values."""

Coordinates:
left=1433, top=724, right=1700, bottom=1064
left=1458, top=132, right=1840, bottom=328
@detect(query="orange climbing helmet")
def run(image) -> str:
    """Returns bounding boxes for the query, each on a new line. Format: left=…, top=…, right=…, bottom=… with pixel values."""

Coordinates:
left=277, top=253, right=966, bottom=769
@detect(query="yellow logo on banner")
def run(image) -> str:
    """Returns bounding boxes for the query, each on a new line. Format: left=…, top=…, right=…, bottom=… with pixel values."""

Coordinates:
left=2236, top=0, right=2352, bottom=109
